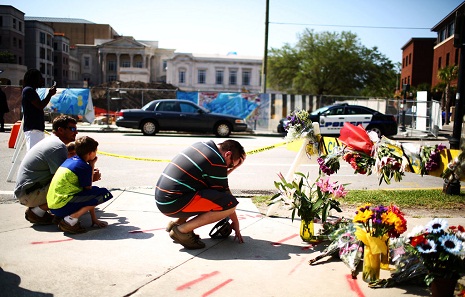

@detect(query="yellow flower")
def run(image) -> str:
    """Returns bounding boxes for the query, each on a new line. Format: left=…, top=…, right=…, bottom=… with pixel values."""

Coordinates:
left=381, top=211, right=398, bottom=226
left=354, top=208, right=373, bottom=223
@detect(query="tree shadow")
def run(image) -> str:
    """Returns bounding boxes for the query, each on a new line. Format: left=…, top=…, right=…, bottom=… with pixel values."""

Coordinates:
left=0, top=267, right=53, bottom=296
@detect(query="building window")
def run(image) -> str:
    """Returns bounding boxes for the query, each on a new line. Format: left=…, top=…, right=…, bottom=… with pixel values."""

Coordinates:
left=215, top=70, right=224, bottom=85
left=40, top=47, right=45, bottom=59
left=439, top=29, right=446, bottom=42
left=13, top=37, right=16, bottom=47
left=408, top=53, right=412, bottom=66
left=198, top=69, right=206, bottom=84
left=108, top=75, right=117, bottom=82
left=108, top=60, right=116, bottom=71
left=84, top=56, right=90, bottom=68
left=18, top=39, right=22, bottom=49
left=229, top=70, right=237, bottom=85
left=40, top=32, right=45, bottom=44
left=242, top=70, right=251, bottom=86
left=448, top=22, right=455, bottom=37
left=179, top=70, right=186, bottom=84
left=135, top=61, right=143, bottom=68
left=121, top=61, right=130, bottom=67
left=438, top=57, right=442, bottom=69
left=162, top=60, right=167, bottom=71
left=12, top=18, right=16, bottom=29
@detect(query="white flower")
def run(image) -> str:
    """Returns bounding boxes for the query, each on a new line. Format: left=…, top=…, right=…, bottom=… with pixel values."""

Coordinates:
left=407, top=225, right=424, bottom=238
left=425, top=218, right=448, bottom=234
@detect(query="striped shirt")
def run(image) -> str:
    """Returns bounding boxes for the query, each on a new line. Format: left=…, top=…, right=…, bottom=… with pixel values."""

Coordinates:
left=155, top=141, right=229, bottom=203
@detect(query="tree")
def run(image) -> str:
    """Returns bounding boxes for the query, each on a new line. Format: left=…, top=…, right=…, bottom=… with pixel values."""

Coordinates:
left=267, top=29, right=397, bottom=97
left=437, top=65, right=458, bottom=125
left=0, top=51, right=15, bottom=63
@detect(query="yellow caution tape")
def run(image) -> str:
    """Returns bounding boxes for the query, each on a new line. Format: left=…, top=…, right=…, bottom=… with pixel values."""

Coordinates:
left=97, top=141, right=289, bottom=162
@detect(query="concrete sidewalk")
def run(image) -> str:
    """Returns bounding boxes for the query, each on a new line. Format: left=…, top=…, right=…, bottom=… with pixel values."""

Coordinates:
left=1, top=187, right=464, bottom=297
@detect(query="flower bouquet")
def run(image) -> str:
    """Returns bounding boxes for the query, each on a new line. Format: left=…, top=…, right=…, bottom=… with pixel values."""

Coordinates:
left=271, top=172, right=348, bottom=224
left=419, top=144, right=446, bottom=176
left=283, top=109, right=317, bottom=142
left=404, top=218, right=465, bottom=286
left=338, top=123, right=377, bottom=175
left=353, top=203, right=407, bottom=282
left=317, top=149, right=342, bottom=176
left=375, top=143, right=405, bottom=185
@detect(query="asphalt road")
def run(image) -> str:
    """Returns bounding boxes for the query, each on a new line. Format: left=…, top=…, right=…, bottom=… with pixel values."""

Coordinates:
left=0, top=129, right=450, bottom=202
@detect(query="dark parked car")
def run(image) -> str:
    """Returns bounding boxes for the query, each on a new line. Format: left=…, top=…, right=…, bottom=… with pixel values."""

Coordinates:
left=115, top=99, right=248, bottom=137
left=277, top=103, right=397, bottom=138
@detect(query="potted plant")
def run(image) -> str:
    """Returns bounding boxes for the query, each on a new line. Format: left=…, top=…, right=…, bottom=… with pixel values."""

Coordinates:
left=404, top=218, right=465, bottom=296
left=270, top=172, right=347, bottom=242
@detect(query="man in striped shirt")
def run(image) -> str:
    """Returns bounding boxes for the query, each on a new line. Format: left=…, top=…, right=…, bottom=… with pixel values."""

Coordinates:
left=155, top=140, right=246, bottom=250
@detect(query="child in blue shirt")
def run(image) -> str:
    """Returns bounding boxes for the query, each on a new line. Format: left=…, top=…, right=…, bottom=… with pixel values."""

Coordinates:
left=47, top=136, right=112, bottom=234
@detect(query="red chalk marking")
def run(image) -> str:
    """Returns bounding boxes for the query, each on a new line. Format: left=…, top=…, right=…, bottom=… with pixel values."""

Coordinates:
left=301, top=244, right=314, bottom=250
left=202, top=279, right=233, bottom=297
left=31, top=238, right=74, bottom=244
left=128, top=228, right=165, bottom=233
left=345, top=274, right=365, bottom=297
left=271, top=234, right=298, bottom=245
left=288, top=257, right=305, bottom=275
left=177, top=271, right=220, bottom=290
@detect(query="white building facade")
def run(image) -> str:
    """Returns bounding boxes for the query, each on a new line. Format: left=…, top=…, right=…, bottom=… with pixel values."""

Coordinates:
left=166, top=53, right=262, bottom=92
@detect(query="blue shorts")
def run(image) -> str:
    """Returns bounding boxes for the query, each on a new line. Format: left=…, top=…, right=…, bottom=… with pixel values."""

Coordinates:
left=49, top=186, right=113, bottom=217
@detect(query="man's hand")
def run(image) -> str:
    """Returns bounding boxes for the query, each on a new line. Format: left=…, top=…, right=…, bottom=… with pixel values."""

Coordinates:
left=93, top=168, right=101, bottom=182
left=231, top=220, right=244, bottom=243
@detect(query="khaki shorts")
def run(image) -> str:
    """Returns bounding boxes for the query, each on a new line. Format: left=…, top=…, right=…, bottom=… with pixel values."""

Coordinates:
left=18, top=183, right=50, bottom=208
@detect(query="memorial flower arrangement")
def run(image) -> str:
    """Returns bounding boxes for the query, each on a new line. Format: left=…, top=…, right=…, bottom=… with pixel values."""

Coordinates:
left=271, top=172, right=348, bottom=224
left=404, top=218, right=465, bottom=285
left=353, top=203, right=407, bottom=240
left=419, top=144, right=446, bottom=176
left=353, top=203, right=408, bottom=282
left=338, top=123, right=377, bottom=175
left=374, top=143, right=405, bottom=185
left=342, top=151, right=375, bottom=175
left=442, top=145, right=465, bottom=184
left=283, top=109, right=318, bottom=142
left=317, top=150, right=342, bottom=176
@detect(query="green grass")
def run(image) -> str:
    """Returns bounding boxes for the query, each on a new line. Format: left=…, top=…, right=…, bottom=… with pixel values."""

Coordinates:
left=251, top=189, right=465, bottom=210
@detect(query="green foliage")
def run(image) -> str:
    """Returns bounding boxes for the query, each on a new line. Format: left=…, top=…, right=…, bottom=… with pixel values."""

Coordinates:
left=0, top=51, right=15, bottom=63
left=267, top=29, right=397, bottom=97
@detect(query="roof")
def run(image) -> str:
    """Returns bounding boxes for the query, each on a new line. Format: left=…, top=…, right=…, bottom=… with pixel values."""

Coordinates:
left=431, top=1, right=465, bottom=32
left=25, top=16, right=95, bottom=24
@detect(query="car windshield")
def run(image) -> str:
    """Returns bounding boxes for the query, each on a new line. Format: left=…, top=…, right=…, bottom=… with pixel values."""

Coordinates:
left=310, top=106, right=331, bottom=115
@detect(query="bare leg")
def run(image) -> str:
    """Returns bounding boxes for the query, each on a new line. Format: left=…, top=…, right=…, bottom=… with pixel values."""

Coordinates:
left=177, top=207, right=236, bottom=233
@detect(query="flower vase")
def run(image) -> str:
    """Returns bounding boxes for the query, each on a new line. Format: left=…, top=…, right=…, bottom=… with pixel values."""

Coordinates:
left=362, top=243, right=381, bottom=283
left=430, top=278, right=457, bottom=297
left=300, top=219, right=317, bottom=242
left=380, top=239, right=390, bottom=270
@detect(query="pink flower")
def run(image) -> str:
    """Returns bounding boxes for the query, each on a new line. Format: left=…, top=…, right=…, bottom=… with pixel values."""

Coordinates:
left=332, top=184, right=348, bottom=198
left=316, top=178, right=332, bottom=193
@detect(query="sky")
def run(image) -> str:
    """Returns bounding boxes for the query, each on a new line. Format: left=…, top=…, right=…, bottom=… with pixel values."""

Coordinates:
left=10, top=0, right=465, bottom=64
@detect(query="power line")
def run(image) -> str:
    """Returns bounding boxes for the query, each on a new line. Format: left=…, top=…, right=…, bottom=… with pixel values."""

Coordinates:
left=269, top=21, right=430, bottom=30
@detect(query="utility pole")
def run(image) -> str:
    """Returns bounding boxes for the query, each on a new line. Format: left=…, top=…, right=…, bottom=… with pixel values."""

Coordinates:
left=451, top=10, right=465, bottom=150
left=261, top=0, right=269, bottom=94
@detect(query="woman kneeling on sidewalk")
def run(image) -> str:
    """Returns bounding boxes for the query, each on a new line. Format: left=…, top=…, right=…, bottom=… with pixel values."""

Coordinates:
left=47, top=136, right=113, bottom=234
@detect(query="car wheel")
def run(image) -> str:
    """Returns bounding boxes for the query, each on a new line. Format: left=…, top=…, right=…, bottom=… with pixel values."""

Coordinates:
left=367, top=126, right=383, bottom=139
left=141, top=120, right=157, bottom=136
left=214, top=122, right=231, bottom=137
